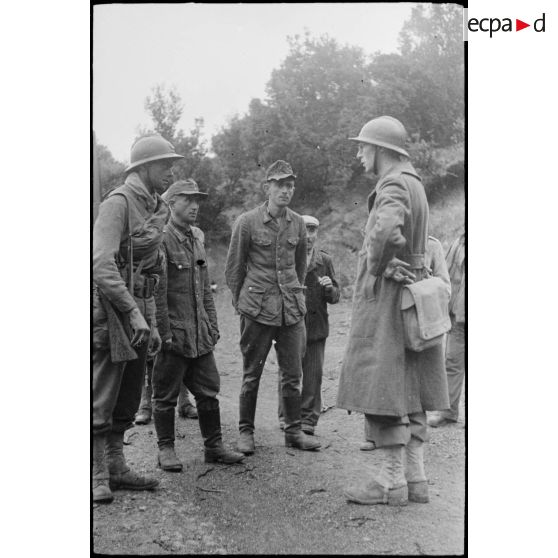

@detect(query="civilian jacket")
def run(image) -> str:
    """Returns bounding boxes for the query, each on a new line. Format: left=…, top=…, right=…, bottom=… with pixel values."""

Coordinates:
left=225, top=202, right=308, bottom=326
left=155, top=221, right=219, bottom=359
left=305, top=248, right=340, bottom=342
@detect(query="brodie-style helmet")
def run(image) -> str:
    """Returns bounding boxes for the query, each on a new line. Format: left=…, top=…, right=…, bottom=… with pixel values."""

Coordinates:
left=348, top=116, right=409, bottom=157
left=125, top=135, right=184, bottom=173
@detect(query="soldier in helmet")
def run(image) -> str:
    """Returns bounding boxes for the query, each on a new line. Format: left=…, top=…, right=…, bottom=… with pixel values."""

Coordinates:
left=337, top=117, right=449, bottom=506
left=92, top=135, right=183, bottom=504
left=225, top=161, right=321, bottom=455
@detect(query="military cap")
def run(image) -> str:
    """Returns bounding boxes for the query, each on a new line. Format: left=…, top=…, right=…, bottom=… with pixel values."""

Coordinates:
left=266, top=160, right=297, bottom=182
left=302, top=215, right=320, bottom=228
left=162, top=179, right=208, bottom=203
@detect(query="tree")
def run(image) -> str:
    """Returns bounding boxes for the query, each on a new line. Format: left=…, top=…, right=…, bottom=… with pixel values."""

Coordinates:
left=95, top=139, right=126, bottom=198
left=144, top=84, right=184, bottom=141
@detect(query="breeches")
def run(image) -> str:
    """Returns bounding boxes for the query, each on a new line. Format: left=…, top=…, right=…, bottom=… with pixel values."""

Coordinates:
left=364, top=412, right=427, bottom=448
left=152, top=350, right=220, bottom=413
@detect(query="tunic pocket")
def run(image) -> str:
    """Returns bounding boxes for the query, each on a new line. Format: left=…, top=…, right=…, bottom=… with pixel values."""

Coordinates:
left=238, top=285, right=265, bottom=318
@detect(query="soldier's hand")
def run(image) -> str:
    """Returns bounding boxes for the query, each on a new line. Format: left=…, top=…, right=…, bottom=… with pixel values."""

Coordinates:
left=148, top=326, right=162, bottom=357
left=162, top=338, right=173, bottom=352
left=319, top=276, right=333, bottom=291
left=128, top=308, right=150, bottom=347
left=384, top=258, right=416, bottom=285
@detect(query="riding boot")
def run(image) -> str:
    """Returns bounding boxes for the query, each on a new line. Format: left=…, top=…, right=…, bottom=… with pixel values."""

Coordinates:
left=92, top=433, right=113, bottom=504
left=198, top=402, right=244, bottom=464
left=282, top=395, right=321, bottom=451
left=153, top=409, right=183, bottom=472
left=106, top=431, right=159, bottom=490
left=237, top=393, right=258, bottom=454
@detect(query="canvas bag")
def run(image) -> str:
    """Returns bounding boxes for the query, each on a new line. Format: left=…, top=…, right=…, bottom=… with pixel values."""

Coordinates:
left=400, top=276, right=451, bottom=352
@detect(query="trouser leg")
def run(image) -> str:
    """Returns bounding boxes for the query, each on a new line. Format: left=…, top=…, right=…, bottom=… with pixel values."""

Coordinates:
left=364, top=414, right=411, bottom=448
left=152, top=351, right=186, bottom=447
left=138, top=359, right=153, bottom=413
left=92, top=349, right=125, bottom=436
left=183, top=351, right=221, bottom=448
left=238, top=316, right=274, bottom=434
left=275, top=319, right=305, bottom=434
left=300, top=339, right=325, bottom=430
left=445, top=321, right=465, bottom=420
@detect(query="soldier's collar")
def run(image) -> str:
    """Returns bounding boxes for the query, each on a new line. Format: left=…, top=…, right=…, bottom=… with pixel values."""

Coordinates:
left=263, top=201, right=292, bottom=223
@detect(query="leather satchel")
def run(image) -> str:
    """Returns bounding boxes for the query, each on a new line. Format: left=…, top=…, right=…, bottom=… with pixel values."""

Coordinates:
left=400, top=277, right=451, bottom=352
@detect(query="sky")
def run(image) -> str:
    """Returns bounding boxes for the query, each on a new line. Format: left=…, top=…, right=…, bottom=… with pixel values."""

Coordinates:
left=93, top=2, right=415, bottom=163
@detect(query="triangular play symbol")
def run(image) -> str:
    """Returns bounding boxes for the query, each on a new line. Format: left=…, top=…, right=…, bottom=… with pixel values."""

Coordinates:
left=516, top=19, right=530, bottom=31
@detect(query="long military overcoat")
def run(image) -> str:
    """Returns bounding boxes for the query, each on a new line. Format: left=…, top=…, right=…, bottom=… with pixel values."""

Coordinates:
left=336, top=160, right=449, bottom=417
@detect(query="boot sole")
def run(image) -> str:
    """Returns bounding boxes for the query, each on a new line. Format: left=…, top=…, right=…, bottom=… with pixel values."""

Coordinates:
left=93, top=493, right=114, bottom=504
left=344, top=486, right=408, bottom=506
left=109, top=481, right=159, bottom=491
left=204, top=455, right=245, bottom=464
left=157, top=458, right=183, bottom=472
left=285, top=441, right=321, bottom=451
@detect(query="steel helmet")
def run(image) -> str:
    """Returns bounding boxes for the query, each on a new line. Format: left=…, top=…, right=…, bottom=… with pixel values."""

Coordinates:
left=348, top=116, right=409, bottom=157
left=125, top=135, right=184, bottom=173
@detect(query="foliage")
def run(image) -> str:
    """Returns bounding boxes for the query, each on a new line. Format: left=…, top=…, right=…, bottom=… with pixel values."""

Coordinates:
left=95, top=140, right=126, bottom=198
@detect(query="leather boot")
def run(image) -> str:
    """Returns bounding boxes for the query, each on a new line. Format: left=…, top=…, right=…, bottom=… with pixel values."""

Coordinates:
left=283, top=395, right=321, bottom=451
left=106, top=431, right=159, bottom=490
left=237, top=393, right=258, bottom=455
left=344, top=445, right=408, bottom=506
left=178, top=385, right=198, bottom=419
left=135, top=381, right=152, bottom=425
left=154, top=409, right=183, bottom=472
left=198, top=404, right=245, bottom=464
left=92, top=434, right=113, bottom=504
left=406, top=438, right=429, bottom=503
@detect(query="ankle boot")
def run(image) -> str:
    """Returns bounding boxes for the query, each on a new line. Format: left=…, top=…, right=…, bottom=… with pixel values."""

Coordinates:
left=178, top=385, right=198, bottom=419
left=135, top=382, right=152, bottom=425
left=282, top=395, right=320, bottom=451
left=344, top=445, right=407, bottom=506
left=406, top=438, right=429, bottom=503
left=238, top=393, right=258, bottom=454
left=154, top=409, right=183, bottom=471
left=106, top=431, right=159, bottom=491
left=92, top=434, right=113, bottom=504
left=198, top=404, right=245, bottom=464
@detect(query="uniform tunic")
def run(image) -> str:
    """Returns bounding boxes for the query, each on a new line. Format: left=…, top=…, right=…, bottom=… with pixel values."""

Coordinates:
left=92, top=172, right=169, bottom=435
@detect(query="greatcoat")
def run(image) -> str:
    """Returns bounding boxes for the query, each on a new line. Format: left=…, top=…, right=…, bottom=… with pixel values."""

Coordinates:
left=336, top=160, right=449, bottom=417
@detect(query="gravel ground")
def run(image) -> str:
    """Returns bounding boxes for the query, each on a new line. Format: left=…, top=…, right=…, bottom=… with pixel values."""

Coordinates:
left=93, top=293, right=465, bottom=555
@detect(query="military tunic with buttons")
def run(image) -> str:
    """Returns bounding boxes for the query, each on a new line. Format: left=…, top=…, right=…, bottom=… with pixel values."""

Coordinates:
left=151, top=219, right=222, bottom=416
left=225, top=201, right=308, bottom=326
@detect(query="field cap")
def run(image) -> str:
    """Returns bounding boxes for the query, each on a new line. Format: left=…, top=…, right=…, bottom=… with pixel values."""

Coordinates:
left=266, top=160, right=296, bottom=182
left=302, top=215, right=320, bottom=228
left=162, top=179, right=208, bottom=203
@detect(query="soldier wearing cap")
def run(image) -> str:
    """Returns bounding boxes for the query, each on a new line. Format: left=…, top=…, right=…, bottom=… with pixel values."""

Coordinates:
left=225, top=160, right=321, bottom=454
left=278, top=215, right=340, bottom=435
left=93, top=135, right=183, bottom=504
left=151, top=179, right=244, bottom=471
left=337, top=117, right=449, bottom=506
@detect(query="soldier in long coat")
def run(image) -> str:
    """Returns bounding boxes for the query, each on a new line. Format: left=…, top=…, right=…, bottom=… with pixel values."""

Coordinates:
left=337, top=117, right=449, bottom=506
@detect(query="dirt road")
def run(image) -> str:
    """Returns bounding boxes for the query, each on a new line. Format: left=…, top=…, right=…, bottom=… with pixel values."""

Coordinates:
left=93, top=293, right=465, bottom=555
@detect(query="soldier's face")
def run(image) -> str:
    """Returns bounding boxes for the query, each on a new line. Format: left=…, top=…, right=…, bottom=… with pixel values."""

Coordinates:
left=357, top=143, right=377, bottom=173
left=147, top=160, right=175, bottom=194
left=171, top=195, right=200, bottom=226
left=306, top=226, right=318, bottom=250
left=266, top=178, right=295, bottom=207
